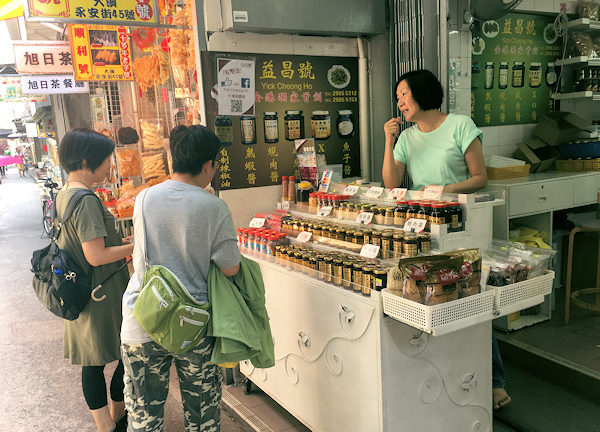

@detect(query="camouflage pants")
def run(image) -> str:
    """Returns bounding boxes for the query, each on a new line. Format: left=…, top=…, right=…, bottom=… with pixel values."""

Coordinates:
left=121, top=337, right=222, bottom=432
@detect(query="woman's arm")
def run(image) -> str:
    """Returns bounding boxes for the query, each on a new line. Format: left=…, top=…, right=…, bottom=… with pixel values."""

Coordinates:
left=82, top=237, right=134, bottom=267
left=382, top=117, right=407, bottom=188
left=443, top=138, right=488, bottom=193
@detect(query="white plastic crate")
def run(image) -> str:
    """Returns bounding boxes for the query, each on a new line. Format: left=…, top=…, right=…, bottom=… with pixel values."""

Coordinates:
left=486, top=155, right=526, bottom=168
left=381, top=289, right=495, bottom=336
left=493, top=271, right=555, bottom=317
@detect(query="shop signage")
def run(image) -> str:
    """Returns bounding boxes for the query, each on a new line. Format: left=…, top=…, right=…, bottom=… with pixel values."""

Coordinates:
left=423, top=185, right=443, bottom=201
left=26, top=0, right=158, bottom=25
left=403, top=218, right=427, bottom=233
left=70, top=24, right=133, bottom=81
left=471, top=12, right=562, bottom=126
left=202, top=52, right=360, bottom=190
left=296, top=231, right=312, bottom=243
left=317, top=206, right=332, bottom=217
left=249, top=217, right=265, bottom=228
left=343, top=185, right=360, bottom=196
left=356, top=211, right=374, bottom=225
left=13, top=42, right=74, bottom=74
left=21, top=75, right=89, bottom=94
left=360, top=244, right=380, bottom=259
left=217, top=58, right=255, bottom=116
left=0, top=77, right=47, bottom=103
left=365, top=186, right=384, bottom=199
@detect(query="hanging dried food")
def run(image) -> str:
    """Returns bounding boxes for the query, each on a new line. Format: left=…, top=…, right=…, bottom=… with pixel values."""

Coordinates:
left=142, top=152, right=167, bottom=179
left=140, top=120, right=164, bottom=150
left=169, top=0, right=195, bottom=81
left=132, top=46, right=171, bottom=91
left=116, top=147, right=141, bottom=177
left=158, top=0, right=176, bottom=16
left=132, top=28, right=156, bottom=51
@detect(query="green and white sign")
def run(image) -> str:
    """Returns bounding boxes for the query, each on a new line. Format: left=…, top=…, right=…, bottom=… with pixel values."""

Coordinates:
left=471, top=12, right=562, bottom=126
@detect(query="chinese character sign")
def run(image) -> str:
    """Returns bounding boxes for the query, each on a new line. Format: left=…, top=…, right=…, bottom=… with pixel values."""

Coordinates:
left=202, top=52, right=360, bottom=190
left=70, top=24, right=133, bottom=81
left=27, top=0, right=157, bottom=24
left=217, top=58, right=256, bottom=116
left=471, top=12, right=562, bottom=126
left=13, top=42, right=74, bottom=74
left=21, top=75, right=89, bottom=94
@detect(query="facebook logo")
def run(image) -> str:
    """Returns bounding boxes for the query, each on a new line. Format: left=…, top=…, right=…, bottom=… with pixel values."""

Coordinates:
left=241, top=78, right=250, bottom=88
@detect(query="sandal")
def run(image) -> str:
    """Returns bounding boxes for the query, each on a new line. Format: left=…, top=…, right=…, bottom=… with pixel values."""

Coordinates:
left=493, top=388, right=512, bottom=410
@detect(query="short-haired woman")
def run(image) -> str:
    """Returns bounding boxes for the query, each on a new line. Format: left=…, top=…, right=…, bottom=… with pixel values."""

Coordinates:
left=121, top=125, right=240, bottom=431
left=57, top=128, right=134, bottom=431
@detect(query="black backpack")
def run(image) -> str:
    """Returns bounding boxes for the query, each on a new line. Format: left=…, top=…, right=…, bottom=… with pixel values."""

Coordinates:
left=31, top=190, right=128, bottom=320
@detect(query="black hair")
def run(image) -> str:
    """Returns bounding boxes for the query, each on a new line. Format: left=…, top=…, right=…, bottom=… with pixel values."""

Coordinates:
left=58, top=128, right=115, bottom=174
left=394, top=69, right=444, bottom=111
left=170, top=125, right=221, bottom=176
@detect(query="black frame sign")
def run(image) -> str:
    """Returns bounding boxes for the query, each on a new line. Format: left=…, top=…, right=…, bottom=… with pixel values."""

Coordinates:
left=201, top=51, right=361, bottom=190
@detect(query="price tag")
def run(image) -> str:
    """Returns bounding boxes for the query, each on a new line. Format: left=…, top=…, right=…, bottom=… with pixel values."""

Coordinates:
left=281, top=200, right=291, bottom=210
left=356, top=211, right=374, bottom=225
left=318, top=206, right=333, bottom=217
left=343, top=185, right=360, bottom=196
left=360, top=244, right=380, bottom=259
left=249, top=217, right=266, bottom=228
left=389, top=187, right=407, bottom=201
left=403, top=218, right=427, bottom=233
left=318, top=170, right=333, bottom=192
left=365, top=186, right=384, bottom=199
left=296, top=231, right=313, bottom=243
left=423, top=185, right=444, bottom=201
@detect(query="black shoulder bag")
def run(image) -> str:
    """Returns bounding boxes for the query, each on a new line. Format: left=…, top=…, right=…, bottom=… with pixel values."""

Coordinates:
left=31, top=190, right=130, bottom=321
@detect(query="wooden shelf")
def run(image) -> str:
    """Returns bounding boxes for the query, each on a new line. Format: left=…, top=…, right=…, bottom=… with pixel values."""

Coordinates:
left=551, top=91, right=600, bottom=101
left=555, top=56, right=600, bottom=67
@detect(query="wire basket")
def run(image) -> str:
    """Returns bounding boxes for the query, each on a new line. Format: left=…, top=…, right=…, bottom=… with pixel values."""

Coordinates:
left=493, top=271, right=554, bottom=316
left=486, top=155, right=526, bottom=168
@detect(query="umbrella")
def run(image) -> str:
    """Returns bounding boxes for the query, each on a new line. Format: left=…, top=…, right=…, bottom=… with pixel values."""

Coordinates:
left=0, top=155, right=23, bottom=167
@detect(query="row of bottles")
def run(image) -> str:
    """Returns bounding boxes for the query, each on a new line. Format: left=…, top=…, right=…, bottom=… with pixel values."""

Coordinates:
left=472, top=61, right=557, bottom=90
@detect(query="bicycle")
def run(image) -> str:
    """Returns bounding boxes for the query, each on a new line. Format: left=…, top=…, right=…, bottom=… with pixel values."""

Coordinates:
left=41, top=178, right=59, bottom=237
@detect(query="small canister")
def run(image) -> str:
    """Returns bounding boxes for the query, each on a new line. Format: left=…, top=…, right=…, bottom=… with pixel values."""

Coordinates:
left=384, top=207, right=395, bottom=226
left=362, top=265, right=374, bottom=296
left=324, top=256, right=333, bottom=283
left=372, top=267, right=388, bottom=291
left=363, top=229, right=373, bottom=245
left=336, top=228, right=346, bottom=241
left=333, top=258, right=343, bottom=286
left=393, top=232, right=404, bottom=258
left=317, top=255, right=326, bottom=280
left=342, top=260, right=353, bottom=289
left=403, top=233, right=418, bottom=257
left=372, top=231, right=382, bottom=248
left=309, top=255, right=318, bottom=278
left=418, top=232, right=431, bottom=253
left=381, top=231, right=393, bottom=259
left=353, top=230, right=363, bottom=244
left=352, top=263, right=364, bottom=293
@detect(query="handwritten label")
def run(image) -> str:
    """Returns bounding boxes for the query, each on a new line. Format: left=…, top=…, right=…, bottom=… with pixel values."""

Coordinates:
left=343, top=185, right=360, bottom=196
left=318, top=206, right=333, bottom=217
left=249, top=218, right=266, bottom=228
left=296, top=231, right=313, bottom=243
left=318, top=170, right=333, bottom=192
left=403, top=218, right=427, bottom=233
left=360, top=244, right=380, bottom=259
left=356, top=211, right=374, bottom=225
left=365, top=186, right=384, bottom=199
left=281, top=200, right=291, bottom=210
left=423, top=185, right=444, bottom=201
left=389, top=187, right=408, bottom=201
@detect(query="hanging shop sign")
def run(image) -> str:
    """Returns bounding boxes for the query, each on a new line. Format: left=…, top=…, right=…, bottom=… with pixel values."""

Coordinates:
left=202, top=52, right=360, bottom=190
left=70, top=24, right=133, bottom=81
left=13, top=42, right=74, bottom=74
left=26, top=0, right=158, bottom=25
left=471, top=12, right=562, bottom=126
left=0, top=77, right=47, bottom=103
left=21, top=75, right=89, bottom=94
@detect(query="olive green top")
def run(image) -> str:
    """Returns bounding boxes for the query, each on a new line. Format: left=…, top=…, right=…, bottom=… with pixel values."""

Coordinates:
left=56, top=186, right=129, bottom=366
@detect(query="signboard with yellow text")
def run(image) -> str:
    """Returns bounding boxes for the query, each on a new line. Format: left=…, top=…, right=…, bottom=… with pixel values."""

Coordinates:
left=27, top=0, right=158, bottom=25
left=70, top=24, right=132, bottom=81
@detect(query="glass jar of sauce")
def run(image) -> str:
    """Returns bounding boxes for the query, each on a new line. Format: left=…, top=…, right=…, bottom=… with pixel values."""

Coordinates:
left=336, top=110, right=354, bottom=138
left=429, top=202, right=446, bottom=225
left=311, top=111, right=331, bottom=140
left=240, top=115, right=257, bottom=145
left=333, top=258, right=343, bottom=286
left=393, top=232, right=404, bottom=258
left=418, top=233, right=431, bottom=253
left=317, top=255, right=326, bottom=280
left=342, top=260, right=353, bottom=289
left=381, top=231, right=393, bottom=259
left=362, top=265, right=374, bottom=296
left=512, top=61, right=524, bottom=88
left=403, top=233, right=418, bottom=257
left=284, top=110, right=304, bottom=141
left=405, top=201, right=420, bottom=220
left=214, top=116, right=233, bottom=146
left=352, top=263, right=364, bottom=293
left=371, top=231, right=382, bottom=248
left=324, top=256, right=333, bottom=283
left=384, top=207, right=395, bottom=226
left=263, top=112, right=279, bottom=143
left=529, top=62, right=542, bottom=88
left=373, top=267, right=388, bottom=291
left=363, top=229, right=373, bottom=245
left=394, top=201, right=408, bottom=227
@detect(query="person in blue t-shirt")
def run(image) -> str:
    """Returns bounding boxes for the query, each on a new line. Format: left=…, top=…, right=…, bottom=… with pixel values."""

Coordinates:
left=382, top=69, right=487, bottom=193
left=382, top=69, right=511, bottom=410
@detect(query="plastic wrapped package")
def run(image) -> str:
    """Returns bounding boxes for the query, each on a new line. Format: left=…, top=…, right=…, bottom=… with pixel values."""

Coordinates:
left=568, top=32, right=597, bottom=58
left=140, top=120, right=164, bottom=151
left=491, top=239, right=555, bottom=279
left=142, top=151, right=167, bottom=179
left=116, top=147, right=141, bottom=178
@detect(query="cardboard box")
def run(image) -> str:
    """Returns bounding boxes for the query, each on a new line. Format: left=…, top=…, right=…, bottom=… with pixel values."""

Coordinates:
left=535, top=112, right=590, bottom=146
left=514, top=138, right=561, bottom=172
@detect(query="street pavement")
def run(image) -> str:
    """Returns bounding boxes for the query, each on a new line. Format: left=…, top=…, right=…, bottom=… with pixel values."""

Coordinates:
left=0, top=166, right=247, bottom=432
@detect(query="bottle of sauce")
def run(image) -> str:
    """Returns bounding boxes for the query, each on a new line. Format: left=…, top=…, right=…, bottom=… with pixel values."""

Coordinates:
left=287, top=176, right=296, bottom=203
left=281, top=176, right=289, bottom=201
left=498, top=62, right=508, bottom=89
left=336, top=110, right=354, bottom=138
left=484, top=62, right=494, bottom=89
left=263, top=112, right=279, bottom=143
left=214, top=116, right=233, bottom=146
left=512, top=62, right=524, bottom=88
left=240, top=115, right=257, bottom=145
left=284, top=110, right=304, bottom=141
left=311, top=111, right=331, bottom=140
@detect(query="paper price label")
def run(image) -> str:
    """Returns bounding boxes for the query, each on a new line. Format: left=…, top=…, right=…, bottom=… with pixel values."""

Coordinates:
left=296, top=231, right=313, bottom=243
left=318, top=206, right=333, bottom=217
left=343, top=185, right=360, bottom=196
left=389, top=187, right=407, bottom=201
left=423, top=185, right=444, bottom=201
left=403, top=218, right=427, bottom=233
left=365, top=186, right=384, bottom=199
left=281, top=200, right=291, bottom=210
left=360, top=244, right=380, bottom=259
left=249, top=218, right=266, bottom=228
left=318, top=170, right=333, bottom=192
left=356, top=211, right=374, bottom=225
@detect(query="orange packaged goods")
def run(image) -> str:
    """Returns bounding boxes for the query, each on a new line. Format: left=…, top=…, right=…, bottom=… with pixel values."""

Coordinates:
left=146, top=175, right=170, bottom=187
left=116, top=147, right=141, bottom=178
left=142, top=152, right=167, bottom=179
left=115, top=184, right=149, bottom=217
left=140, top=120, right=164, bottom=151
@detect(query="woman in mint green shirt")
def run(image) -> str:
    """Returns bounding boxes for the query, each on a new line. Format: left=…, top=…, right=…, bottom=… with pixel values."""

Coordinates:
left=382, top=69, right=488, bottom=193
